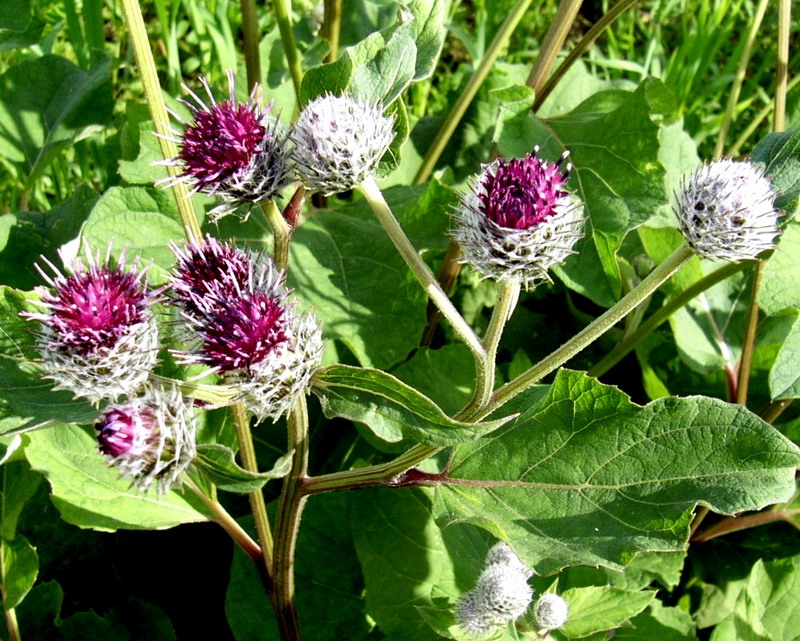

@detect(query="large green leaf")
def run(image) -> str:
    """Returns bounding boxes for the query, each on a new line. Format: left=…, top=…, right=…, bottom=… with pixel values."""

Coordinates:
left=0, top=0, right=43, bottom=51
left=25, top=423, right=208, bottom=531
left=0, top=459, right=41, bottom=540
left=433, top=370, right=800, bottom=574
left=769, top=309, right=800, bottom=400
left=288, top=182, right=452, bottom=369
left=2, top=535, right=37, bottom=609
left=313, top=364, right=513, bottom=446
left=0, top=55, right=112, bottom=181
left=495, top=79, right=680, bottom=307
left=750, top=127, right=800, bottom=211
left=710, top=557, right=800, bottom=641
left=613, top=602, right=698, bottom=641
left=559, top=587, right=656, bottom=639
left=760, top=221, right=800, bottom=315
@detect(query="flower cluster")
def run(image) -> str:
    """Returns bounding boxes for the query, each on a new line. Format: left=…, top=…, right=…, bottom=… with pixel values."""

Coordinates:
left=675, top=158, right=781, bottom=261
left=455, top=542, right=534, bottom=637
left=170, top=236, right=324, bottom=422
left=23, top=246, right=161, bottom=404
left=95, top=383, right=197, bottom=494
left=163, top=71, right=293, bottom=220
left=453, top=147, right=585, bottom=289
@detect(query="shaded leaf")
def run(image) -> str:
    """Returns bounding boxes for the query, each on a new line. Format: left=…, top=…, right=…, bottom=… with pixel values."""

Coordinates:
left=2, top=535, right=37, bottom=609
left=612, top=602, right=698, bottom=641
left=313, top=365, right=513, bottom=446
left=433, top=370, right=800, bottom=574
left=750, top=127, right=800, bottom=210
left=193, top=444, right=292, bottom=493
left=0, top=459, right=41, bottom=540
left=25, top=423, right=208, bottom=531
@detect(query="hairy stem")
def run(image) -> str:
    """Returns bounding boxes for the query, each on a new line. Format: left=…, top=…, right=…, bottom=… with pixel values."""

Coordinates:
left=119, top=0, right=201, bottom=240
left=463, top=280, right=521, bottom=416
left=534, top=0, right=640, bottom=109
left=360, top=176, right=484, bottom=358
left=184, top=477, right=267, bottom=575
left=240, top=0, right=262, bottom=91
left=413, top=0, right=537, bottom=185
left=272, top=0, right=303, bottom=102
left=262, top=200, right=292, bottom=271
left=736, top=263, right=763, bottom=405
left=526, top=0, right=583, bottom=94
left=273, top=398, right=310, bottom=640
left=487, top=244, right=695, bottom=413
left=589, top=260, right=746, bottom=377
left=230, top=402, right=275, bottom=578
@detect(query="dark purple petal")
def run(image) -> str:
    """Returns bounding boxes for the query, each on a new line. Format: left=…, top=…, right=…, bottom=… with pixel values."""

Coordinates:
left=97, top=404, right=155, bottom=458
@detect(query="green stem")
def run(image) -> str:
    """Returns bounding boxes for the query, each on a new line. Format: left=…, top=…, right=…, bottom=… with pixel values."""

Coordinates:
left=303, top=444, right=441, bottom=495
left=589, top=260, right=746, bottom=377
left=526, top=0, right=583, bottom=94
left=231, top=402, right=275, bottom=578
left=462, top=280, right=521, bottom=416
left=261, top=200, right=292, bottom=271
left=774, top=0, right=791, bottom=132
left=273, top=398, right=310, bottom=640
left=487, top=244, right=695, bottom=413
left=736, top=263, right=763, bottom=405
left=119, top=0, right=201, bottom=240
left=4, top=607, right=20, bottom=641
left=713, top=0, right=769, bottom=159
left=760, top=398, right=793, bottom=424
left=241, top=0, right=262, bottom=91
left=322, top=0, right=344, bottom=62
left=412, top=0, right=537, bottom=185
left=184, top=477, right=266, bottom=573
left=420, top=241, right=462, bottom=346
left=273, top=0, right=303, bottom=103
left=534, top=0, right=640, bottom=110
left=360, top=176, right=484, bottom=359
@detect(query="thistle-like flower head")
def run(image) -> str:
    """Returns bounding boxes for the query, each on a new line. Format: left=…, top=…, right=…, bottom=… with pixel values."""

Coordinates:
left=291, top=93, right=395, bottom=195
left=533, top=593, right=569, bottom=631
left=170, top=241, right=324, bottom=421
left=675, top=158, right=781, bottom=261
left=162, top=71, right=292, bottom=220
left=95, top=383, right=197, bottom=494
left=23, top=245, right=160, bottom=404
left=453, top=147, right=585, bottom=289
left=455, top=542, right=533, bottom=638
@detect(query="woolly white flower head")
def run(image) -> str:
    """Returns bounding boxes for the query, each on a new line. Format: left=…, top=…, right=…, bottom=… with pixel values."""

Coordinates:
left=533, top=593, right=569, bottom=631
left=453, top=147, right=584, bottom=289
left=675, top=158, right=781, bottom=261
left=455, top=543, right=533, bottom=638
left=95, top=383, right=197, bottom=494
left=291, top=93, right=395, bottom=195
left=23, top=244, right=160, bottom=405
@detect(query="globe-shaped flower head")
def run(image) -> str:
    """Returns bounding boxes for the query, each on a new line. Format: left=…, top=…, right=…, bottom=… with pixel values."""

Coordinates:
left=162, top=71, right=292, bottom=220
left=533, top=593, right=569, bottom=632
left=291, top=93, right=395, bottom=195
left=95, top=383, right=197, bottom=494
left=453, top=147, right=585, bottom=289
left=170, top=239, right=324, bottom=421
left=23, top=245, right=161, bottom=404
left=675, top=158, right=781, bottom=261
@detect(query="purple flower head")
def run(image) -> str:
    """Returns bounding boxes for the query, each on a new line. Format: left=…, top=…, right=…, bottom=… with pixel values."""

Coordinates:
left=453, top=147, right=585, bottom=289
left=95, top=384, right=197, bottom=494
left=173, top=249, right=324, bottom=421
left=479, top=150, right=572, bottom=230
left=160, top=71, right=293, bottom=220
left=169, top=235, right=251, bottom=320
left=24, top=244, right=160, bottom=403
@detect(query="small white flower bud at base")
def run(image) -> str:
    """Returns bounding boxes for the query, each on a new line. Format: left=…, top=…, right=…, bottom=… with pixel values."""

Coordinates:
left=533, top=593, right=569, bottom=631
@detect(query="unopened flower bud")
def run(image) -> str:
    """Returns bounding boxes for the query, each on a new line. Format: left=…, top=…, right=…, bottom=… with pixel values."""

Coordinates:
left=675, top=158, right=781, bottom=261
left=533, top=593, right=569, bottom=631
left=95, top=384, right=196, bottom=494
left=453, top=147, right=585, bottom=289
left=291, top=93, right=395, bottom=195
left=161, top=71, right=292, bottom=220
left=455, top=542, right=533, bottom=637
left=23, top=245, right=160, bottom=404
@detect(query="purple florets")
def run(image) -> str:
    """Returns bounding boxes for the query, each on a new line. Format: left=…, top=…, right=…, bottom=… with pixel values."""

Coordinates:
left=97, top=403, right=157, bottom=458
left=479, top=152, right=572, bottom=230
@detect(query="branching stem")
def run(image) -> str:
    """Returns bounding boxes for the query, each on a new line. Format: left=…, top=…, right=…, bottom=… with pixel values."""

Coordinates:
left=262, top=200, right=292, bottom=272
